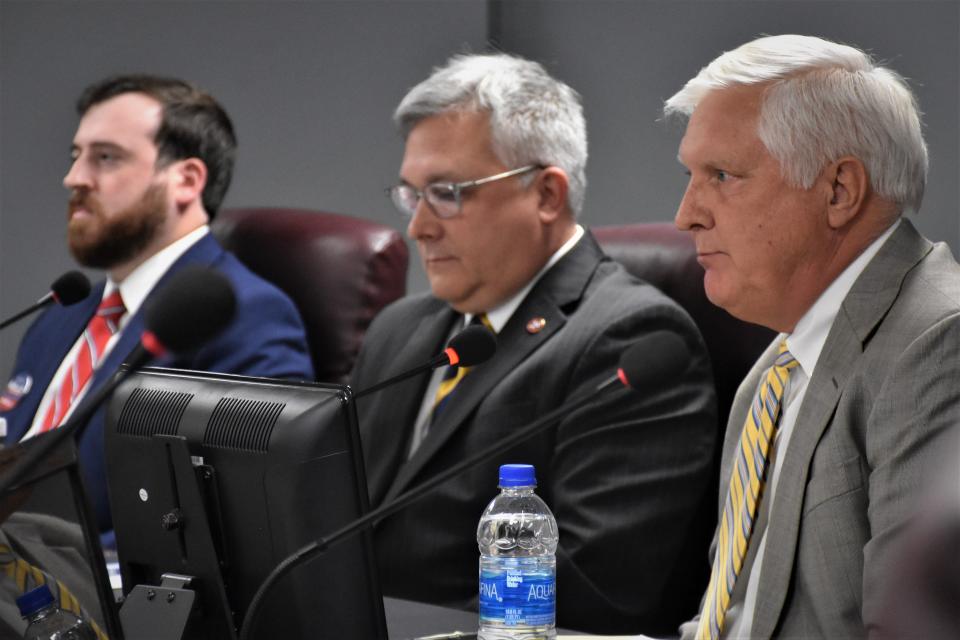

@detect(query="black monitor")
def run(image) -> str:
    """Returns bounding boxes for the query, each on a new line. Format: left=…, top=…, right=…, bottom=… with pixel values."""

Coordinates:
left=103, top=367, right=386, bottom=639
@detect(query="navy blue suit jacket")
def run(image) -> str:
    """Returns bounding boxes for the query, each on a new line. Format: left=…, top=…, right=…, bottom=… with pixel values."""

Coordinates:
left=1, top=233, right=314, bottom=531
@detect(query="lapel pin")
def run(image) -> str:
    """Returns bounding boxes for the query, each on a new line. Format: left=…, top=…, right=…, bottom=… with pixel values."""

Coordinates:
left=0, top=373, right=32, bottom=412
left=525, top=317, right=547, bottom=334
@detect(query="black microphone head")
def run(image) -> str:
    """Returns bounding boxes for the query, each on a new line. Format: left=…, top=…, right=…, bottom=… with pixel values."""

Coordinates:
left=447, top=324, right=497, bottom=367
left=50, top=271, right=91, bottom=305
left=618, top=330, right=691, bottom=389
left=143, top=266, right=237, bottom=355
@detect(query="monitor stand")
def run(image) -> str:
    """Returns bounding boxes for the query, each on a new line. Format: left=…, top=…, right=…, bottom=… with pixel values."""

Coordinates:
left=116, top=435, right=236, bottom=640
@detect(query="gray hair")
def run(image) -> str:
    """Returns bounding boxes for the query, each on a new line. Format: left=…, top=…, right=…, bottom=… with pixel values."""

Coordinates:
left=395, top=53, right=588, bottom=216
left=664, top=35, right=928, bottom=214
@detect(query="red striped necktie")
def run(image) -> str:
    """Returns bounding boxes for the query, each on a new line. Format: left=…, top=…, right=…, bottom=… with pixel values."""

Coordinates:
left=38, top=290, right=126, bottom=433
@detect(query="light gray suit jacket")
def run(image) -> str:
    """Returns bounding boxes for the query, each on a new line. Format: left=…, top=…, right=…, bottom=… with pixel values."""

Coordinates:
left=682, top=219, right=960, bottom=639
left=0, top=512, right=104, bottom=639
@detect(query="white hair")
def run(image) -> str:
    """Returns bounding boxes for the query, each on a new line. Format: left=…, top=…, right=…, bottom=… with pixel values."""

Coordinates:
left=394, top=53, right=588, bottom=216
left=664, top=35, right=928, bottom=213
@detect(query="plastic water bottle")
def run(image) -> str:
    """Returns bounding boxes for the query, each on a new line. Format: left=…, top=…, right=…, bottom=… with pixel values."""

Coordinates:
left=16, top=585, right=97, bottom=640
left=477, top=464, right=559, bottom=640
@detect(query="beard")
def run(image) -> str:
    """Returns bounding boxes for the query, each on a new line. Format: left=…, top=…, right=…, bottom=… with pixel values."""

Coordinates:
left=67, top=183, right=167, bottom=269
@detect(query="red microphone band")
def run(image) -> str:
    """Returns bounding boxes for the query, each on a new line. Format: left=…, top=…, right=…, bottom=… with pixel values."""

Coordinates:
left=141, top=331, right=167, bottom=358
left=445, top=347, right=460, bottom=367
left=617, top=368, right=630, bottom=388
left=50, top=292, right=61, bottom=305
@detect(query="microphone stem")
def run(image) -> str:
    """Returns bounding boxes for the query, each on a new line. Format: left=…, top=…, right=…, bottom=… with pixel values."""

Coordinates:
left=352, top=354, right=447, bottom=400
left=0, top=297, right=52, bottom=330
left=239, top=372, right=621, bottom=640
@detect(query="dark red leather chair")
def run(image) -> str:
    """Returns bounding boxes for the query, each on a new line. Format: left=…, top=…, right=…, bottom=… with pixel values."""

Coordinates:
left=213, top=208, right=409, bottom=383
left=594, top=222, right=775, bottom=619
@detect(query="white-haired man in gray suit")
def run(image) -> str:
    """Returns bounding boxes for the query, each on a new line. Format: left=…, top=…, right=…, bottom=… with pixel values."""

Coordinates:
left=666, top=34, right=960, bottom=639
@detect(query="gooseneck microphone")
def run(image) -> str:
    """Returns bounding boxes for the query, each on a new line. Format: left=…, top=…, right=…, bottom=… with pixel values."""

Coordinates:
left=238, top=329, right=691, bottom=640
left=0, top=266, right=237, bottom=497
left=50, top=271, right=93, bottom=305
left=353, top=324, right=497, bottom=399
left=133, top=266, right=238, bottom=364
left=0, top=270, right=92, bottom=330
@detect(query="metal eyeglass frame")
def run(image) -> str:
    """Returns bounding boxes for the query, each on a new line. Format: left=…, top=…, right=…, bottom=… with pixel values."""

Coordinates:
left=386, top=164, right=543, bottom=219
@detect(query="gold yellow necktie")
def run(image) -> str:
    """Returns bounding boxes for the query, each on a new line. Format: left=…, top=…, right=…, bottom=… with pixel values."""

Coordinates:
left=1, top=542, right=108, bottom=639
left=697, top=341, right=798, bottom=640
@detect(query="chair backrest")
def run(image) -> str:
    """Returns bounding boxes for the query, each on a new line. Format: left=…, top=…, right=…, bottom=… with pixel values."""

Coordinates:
left=213, top=208, right=409, bottom=383
left=593, top=222, right=774, bottom=431
left=594, top=222, right=775, bottom=617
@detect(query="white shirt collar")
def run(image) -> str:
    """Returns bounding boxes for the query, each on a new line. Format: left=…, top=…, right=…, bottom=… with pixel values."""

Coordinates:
left=785, top=219, right=900, bottom=378
left=104, top=225, right=210, bottom=318
left=466, top=224, right=584, bottom=333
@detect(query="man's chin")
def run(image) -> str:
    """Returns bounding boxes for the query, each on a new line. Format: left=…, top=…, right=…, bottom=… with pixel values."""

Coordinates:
left=429, top=282, right=476, bottom=312
left=703, top=275, right=734, bottom=312
left=68, top=236, right=124, bottom=270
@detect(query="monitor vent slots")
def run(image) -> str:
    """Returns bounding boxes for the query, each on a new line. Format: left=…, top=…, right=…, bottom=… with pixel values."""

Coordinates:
left=116, top=387, right=193, bottom=437
left=204, top=397, right=284, bottom=452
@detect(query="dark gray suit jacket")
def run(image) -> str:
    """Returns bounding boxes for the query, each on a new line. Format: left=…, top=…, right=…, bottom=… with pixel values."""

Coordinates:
left=352, top=231, right=718, bottom=635
left=682, top=219, right=960, bottom=639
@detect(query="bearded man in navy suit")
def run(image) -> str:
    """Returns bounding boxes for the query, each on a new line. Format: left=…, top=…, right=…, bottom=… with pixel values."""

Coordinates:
left=0, top=75, right=314, bottom=535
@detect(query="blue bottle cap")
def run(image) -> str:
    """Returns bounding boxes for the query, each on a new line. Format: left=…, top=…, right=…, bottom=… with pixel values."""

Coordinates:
left=499, top=464, right=536, bottom=487
left=16, top=584, right=54, bottom=617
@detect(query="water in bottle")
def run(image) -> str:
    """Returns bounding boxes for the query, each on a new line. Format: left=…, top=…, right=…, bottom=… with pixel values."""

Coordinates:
left=477, top=463, right=559, bottom=640
left=16, top=584, right=97, bottom=640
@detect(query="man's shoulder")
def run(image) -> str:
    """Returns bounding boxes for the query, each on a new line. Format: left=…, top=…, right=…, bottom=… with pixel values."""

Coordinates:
left=371, top=291, right=446, bottom=325
left=182, top=239, right=303, bottom=321
left=574, top=258, right=701, bottom=332
left=904, top=242, right=960, bottom=309
left=879, top=240, right=960, bottom=338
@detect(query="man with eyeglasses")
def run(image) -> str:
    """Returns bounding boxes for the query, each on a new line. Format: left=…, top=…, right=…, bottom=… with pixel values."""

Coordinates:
left=352, top=53, right=717, bottom=635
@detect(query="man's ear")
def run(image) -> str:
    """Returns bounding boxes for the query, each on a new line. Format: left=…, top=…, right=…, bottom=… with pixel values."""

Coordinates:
left=170, top=158, right=208, bottom=211
left=536, top=166, right=570, bottom=224
left=825, top=156, right=869, bottom=229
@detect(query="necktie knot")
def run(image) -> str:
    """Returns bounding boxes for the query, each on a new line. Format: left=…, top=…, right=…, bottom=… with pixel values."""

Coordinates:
left=96, top=290, right=126, bottom=327
left=774, top=340, right=798, bottom=370
left=470, top=312, right=494, bottom=333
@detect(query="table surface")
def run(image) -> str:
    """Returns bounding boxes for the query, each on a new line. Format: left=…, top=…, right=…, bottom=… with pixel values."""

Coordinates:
left=384, top=597, right=587, bottom=639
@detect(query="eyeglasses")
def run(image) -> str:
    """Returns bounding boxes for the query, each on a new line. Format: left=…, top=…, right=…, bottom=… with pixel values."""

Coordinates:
left=386, top=165, right=543, bottom=219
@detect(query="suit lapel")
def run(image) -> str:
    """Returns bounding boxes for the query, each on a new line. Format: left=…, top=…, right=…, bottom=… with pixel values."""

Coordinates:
left=3, top=285, right=104, bottom=440
left=383, top=232, right=607, bottom=502
left=363, top=304, right=456, bottom=503
left=751, top=220, right=932, bottom=638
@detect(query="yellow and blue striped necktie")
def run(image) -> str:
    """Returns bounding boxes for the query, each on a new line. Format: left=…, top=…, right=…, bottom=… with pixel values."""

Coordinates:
left=697, top=340, right=798, bottom=640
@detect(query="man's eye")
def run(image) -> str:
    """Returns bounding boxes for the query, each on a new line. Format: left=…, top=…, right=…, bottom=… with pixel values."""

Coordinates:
left=716, top=170, right=728, bottom=182
left=427, top=185, right=458, bottom=202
